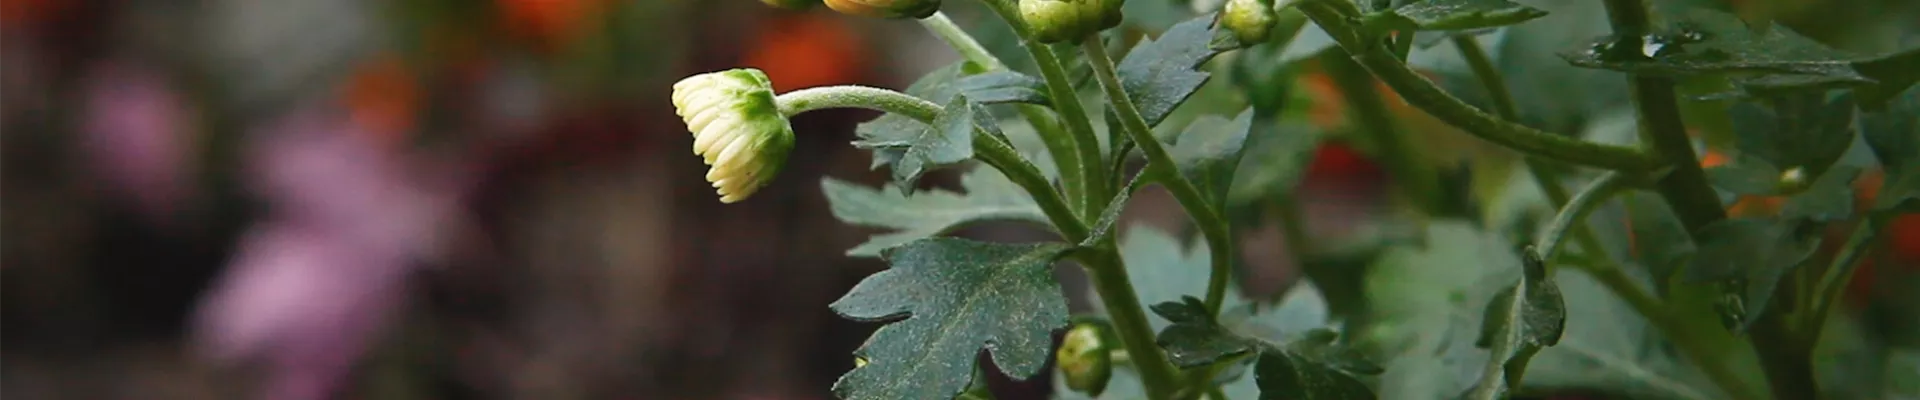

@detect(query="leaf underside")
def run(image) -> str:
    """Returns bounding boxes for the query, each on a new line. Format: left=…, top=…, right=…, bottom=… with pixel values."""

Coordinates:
left=1465, top=251, right=1567, bottom=400
left=822, top=166, right=1047, bottom=257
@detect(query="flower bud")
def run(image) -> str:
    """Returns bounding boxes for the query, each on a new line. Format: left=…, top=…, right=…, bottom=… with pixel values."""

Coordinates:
left=1223, top=0, right=1277, bottom=44
left=671, top=68, right=796, bottom=203
left=761, top=0, right=822, bottom=10
left=1020, top=0, right=1124, bottom=43
left=825, top=0, right=941, bottom=19
left=1056, top=322, right=1114, bottom=396
left=1776, top=166, right=1809, bottom=194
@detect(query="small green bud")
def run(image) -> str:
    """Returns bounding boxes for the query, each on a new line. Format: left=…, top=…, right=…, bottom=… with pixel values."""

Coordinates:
left=671, top=68, right=797, bottom=203
left=825, top=0, right=941, bottom=19
left=1056, top=322, right=1114, bottom=396
left=760, top=0, right=822, bottom=10
left=1776, top=166, right=1809, bottom=194
left=1020, top=0, right=1124, bottom=43
left=1222, top=0, right=1277, bottom=44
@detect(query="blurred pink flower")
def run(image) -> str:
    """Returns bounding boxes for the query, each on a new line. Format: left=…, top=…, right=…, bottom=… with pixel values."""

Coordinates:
left=195, top=105, right=471, bottom=400
left=79, top=63, right=194, bottom=225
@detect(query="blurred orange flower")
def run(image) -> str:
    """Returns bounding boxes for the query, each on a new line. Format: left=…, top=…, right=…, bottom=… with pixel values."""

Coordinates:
left=742, top=14, right=868, bottom=93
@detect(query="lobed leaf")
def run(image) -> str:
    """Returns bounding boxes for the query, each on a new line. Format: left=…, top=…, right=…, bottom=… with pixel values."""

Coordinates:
left=1115, top=13, right=1234, bottom=129
left=850, top=96, right=978, bottom=191
left=1727, top=91, right=1857, bottom=178
left=822, top=166, right=1047, bottom=257
left=1375, top=0, right=1549, bottom=33
left=1862, top=88, right=1920, bottom=213
left=1464, top=250, right=1567, bottom=400
left=1151, top=298, right=1380, bottom=400
left=829, top=238, right=1073, bottom=400
left=1171, top=108, right=1257, bottom=211
left=1560, top=8, right=1920, bottom=102
left=1781, top=165, right=1861, bottom=223
left=955, top=71, right=1052, bottom=106
left=1684, top=217, right=1823, bottom=331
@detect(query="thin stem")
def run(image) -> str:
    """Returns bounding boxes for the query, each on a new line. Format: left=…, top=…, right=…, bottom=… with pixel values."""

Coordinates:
left=978, top=0, right=1110, bottom=215
left=1076, top=246, right=1181, bottom=400
left=776, top=85, right=1088, bottom=240
left=1292, top=2, right=1660, bottom=172
left=1534, top=172, right=1627, bottom=262
left=1082, top=36, right=1237, bottom=318
left=1810, top=221, right=1878, bottom=341
left=918, top=13, right=1087, bottom=211
left=1321, top=50, right=1443, bottom=215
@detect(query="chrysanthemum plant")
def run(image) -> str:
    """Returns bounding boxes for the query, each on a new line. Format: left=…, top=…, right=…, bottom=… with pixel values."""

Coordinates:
left=674, top=0, right=1920, bottom=398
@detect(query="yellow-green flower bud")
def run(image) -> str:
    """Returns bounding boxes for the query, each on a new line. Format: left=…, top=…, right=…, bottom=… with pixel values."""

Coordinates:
left=761, top=0, right=822, bottom=10
left=1223, top=0, right=1276, bottom=44
left=1020, top=0, right=1124, bottom=44
left=1056, top=322, right=1114, bottom=396
left=825, top=0, right=941, bottom=19
left=672, top=68, right=796, bottom=204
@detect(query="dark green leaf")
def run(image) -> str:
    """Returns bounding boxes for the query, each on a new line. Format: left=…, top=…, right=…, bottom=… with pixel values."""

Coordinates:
left=1228, top=116, right=1321, bottom=205
left=822, top=166, right=1046, bottom=257
left=1154, top=297, right=1262, bottom=368
left=1082, top=173, right=1147, bottom=248
left=1374, top=0, right=1548, bottom=33
left=851, top=96, right=977, bottom=191
left=1116, top=13, right=1233, bottom=129
left=1862, top=88, right=1920, bottom=212
left=1172, top=109, right=1256, bottom=209
left=1623, top=193, right=1696, bottom=296
left=1562, top=9, right=1865, bottom=81
left=1782, top=165, right=1861, bottom=222
left=1685, top=218, right=1823, bottom=330
left=1152, top=298, right=1378, bottom=400
left=830, top=238, right=1073, bottom=400
left=1704, top=156, right=1783, bottom=195
left=855, top=63, right=970, bottom=171
left=956, top=71, right=1051, bottom=106
left=1253, top=349, right=1380, bottom=400
left=1852, top=48, right=1920, bottom=109
left=1727, top=92, right=1857, bottom=177
left=1465, top=251, right=1566, bottom=400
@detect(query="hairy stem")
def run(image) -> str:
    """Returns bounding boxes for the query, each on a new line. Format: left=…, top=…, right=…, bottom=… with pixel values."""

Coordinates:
left=1293, top=1, right=1659, bottom=172
left=777, top=86, right=1086, bottom=240
left=1534, top=172, right=1627, bottom=261
left=918, top=12, right=1087, bottom=211
left=1322, top=50, right=1443, bottom=215
left=1082, top=36, right=1237, bottom=319
left=977, top=0, right=1110, bottom=216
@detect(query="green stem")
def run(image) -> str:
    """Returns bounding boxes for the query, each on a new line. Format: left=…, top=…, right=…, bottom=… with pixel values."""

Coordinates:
left=1597, top=1, right=1804, bottom=398
left=1321, top=49, right=1443, bottom=215
left=1078, top=246, right=1182, bottom=400
left=1533, top=172, right=1627, bottom=262
left=776, top=85, right=1087, bottom=241
left=977, top=0, right=1110, bottom=215
left=1081, top=36, right=1237, bottom=318
left=1292, top=1, right=1659, bottom=172
left=1809, top=221, right=1878, bottom=343
left=1453, top=34, right=1615, bottom=268
left=918, top=12, right=1088, bottom=212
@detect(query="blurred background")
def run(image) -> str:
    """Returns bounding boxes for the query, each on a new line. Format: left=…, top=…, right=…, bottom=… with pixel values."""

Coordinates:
left=2, top=0, right=1917, bottom=399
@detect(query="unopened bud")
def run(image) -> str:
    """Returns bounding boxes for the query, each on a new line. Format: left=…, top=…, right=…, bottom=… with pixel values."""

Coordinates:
left=1223, top=0, right=1277, bottom=44
left=671, top=68, right=796, bottom=203
left=825, top=0, right=941, bottom=19
left=1056, top=322, right=1114, bottom=396
left=1020, top=0, right=1124, bottom=43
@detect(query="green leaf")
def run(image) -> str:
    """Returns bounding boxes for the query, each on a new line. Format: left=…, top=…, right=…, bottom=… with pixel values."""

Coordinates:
left=1373, top=0, right=1548, bottom=33
left=1727, top=92, right=1858, bottom=177
left=1851, top=48, right=1920, bottom=109
left=1704, top=155, right=1783, bottom=196
left=956, top=71, right=1051, bottom=106
left=1171, top=108, right=1256, bottom=209
left=1782, top=165, right=1861, bottom=223
left=1623, top=193, right=1696, bottom=296
left=1684, top=217, right=1823, bottom=330
left=822, top=166, right=1046, bottom=257
left=855, top=63, right=971, bottom=171
left=1228, top=120, right=1322, bottom=206
left=1862, top=88, right=1920, bottom=213
left=829, top=238, right=1073, bottom=400
left=1151, top=298, right=1380, bottom=400
left=1367, top=221, right=1721, bottom=399
left=1561, top=9, right=1865, bottom=81
left=1464, top=251, right=1566, bottom=400
left=852, top=96, right=979, bottom=191
left=1116, top=13, right=1234, bottom=129
left=1103, top=225, right=1238, bottom=331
